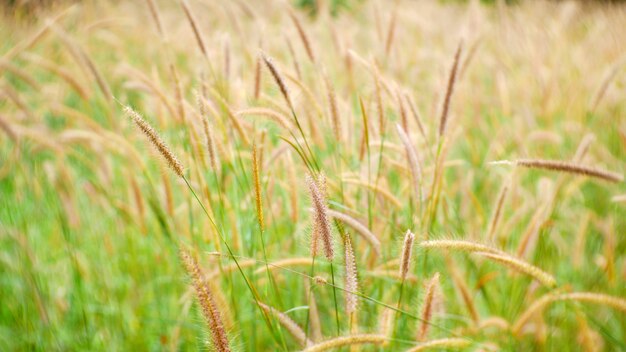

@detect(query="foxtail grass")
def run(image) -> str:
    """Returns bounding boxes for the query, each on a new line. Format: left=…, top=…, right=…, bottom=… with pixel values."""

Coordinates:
left=405, top=338, right=471, bottom=352
left=474, top=251, right=557, bottom=288
left=512, top=292, right=626, bottom=335
left=343, top=234, right=359, bottom=316
left=301, top=334, right=386, bottom=352
left=288, top=8, right=316, bottom=63
left=125, top=106, right=184, bottom=177
left=257, top=302, right=313, bottom=348
left=490, top=159, right=623, bottom=183
left=418, top=273, right=441, bottom=341
left=438, top=40, right=463, bottom=138
left=180, top=249, right=231, bottom=352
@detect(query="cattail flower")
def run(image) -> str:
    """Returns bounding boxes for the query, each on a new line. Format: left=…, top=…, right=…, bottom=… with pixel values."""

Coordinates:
left=405, top=338, right=470, bottom=352
left=252, top=143, right=264, bottom=231
left=489, top=159, right=623, bottom=183
left=438, top=40, right=463, bottom=138
left=396, top=123, right=423, bottom=203
left=418, top=272, right=441, bottom=341
left=262, top=53, right=293, bottom=111
left=344, top=234, right=359, bottom=315
left=327, top=209, right=381, bottom=255
left=257, top=302, right=312, bottom=347
left=302, top=334, right=386, bottom=352
left=288, top=9, right=315, bottom=63
left=180, top=0, right=209, bottom=60
left=307, top=173, right=333, bottom=260
left=125, top=106, right=184, bottom=177
left=180, top=250, right=230, bottom=352
left=399, top=230, right=415, bottom=281
left=324, top=72, right=342, bottom=142
left=474, top=251, right=556, bottom=288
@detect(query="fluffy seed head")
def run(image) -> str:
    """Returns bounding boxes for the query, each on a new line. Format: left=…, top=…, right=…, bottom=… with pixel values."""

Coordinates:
left=125, top=106, right=183, bottom=177
left=418, top=272, right=441, bottom=341
left=180, top=250, right=230, bottom=352
left=344, top=234, right=359, bottom=314
left=475, top=251, right=557, bottom=288
left=399, top=230, right=415, bottom=281
left=438, top=40, right=463, bottom=138
left=307, top=173, right=334, bottom=260
left=492, top=159, right=624, bottom=183
left=252, top=143, right=264, bottom=231
left=262, top=53, right=293, bottom=111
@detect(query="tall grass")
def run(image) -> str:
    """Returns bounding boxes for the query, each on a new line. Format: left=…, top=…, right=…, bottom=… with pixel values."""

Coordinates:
left=0, top=0, right=625, bottom=351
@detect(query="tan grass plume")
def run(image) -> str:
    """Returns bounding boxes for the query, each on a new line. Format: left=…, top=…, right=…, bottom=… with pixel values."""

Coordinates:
left=307, top=173, right=334, bottom=260
left=474, top=251, right=556, bottom=288
left=399, top=230, right=415, bottom=282
left=302, top=334, right=386, bottom=352
left=490, top=159, right=623, bottom=183
left=418, top=272, right=441, bottom=341
left=406, top=338, right=471, bottom=352
left=438, top=40, right=463, bottom=138
left=257, top=302, right=312, bottom=347
left=262, top=53, right=294, bottom=111
left=180, top=250, right=230, bottom=352
left=512, top=292, right=626, bottom=335
left=288, top=8, right=315, bottom=63
left=344, top=234, right=359, bottom=315
left=125, top=106, right=183, bottom=177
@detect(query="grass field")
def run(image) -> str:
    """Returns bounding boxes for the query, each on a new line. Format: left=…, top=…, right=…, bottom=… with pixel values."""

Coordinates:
left=1, top=0, right=625, bottom=350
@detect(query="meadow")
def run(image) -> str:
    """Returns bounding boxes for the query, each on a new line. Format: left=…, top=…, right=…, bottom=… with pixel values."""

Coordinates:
left=1, top=0, right=625, bottom=350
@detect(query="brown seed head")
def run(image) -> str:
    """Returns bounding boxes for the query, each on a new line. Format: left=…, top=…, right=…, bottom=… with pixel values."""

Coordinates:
left=125, top=106, right=183, bottom=177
